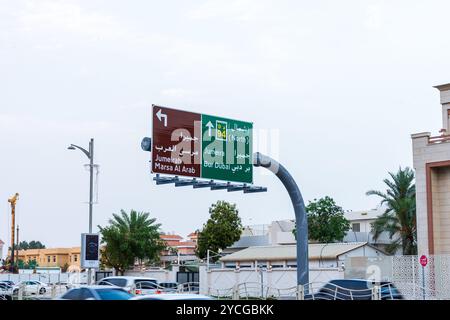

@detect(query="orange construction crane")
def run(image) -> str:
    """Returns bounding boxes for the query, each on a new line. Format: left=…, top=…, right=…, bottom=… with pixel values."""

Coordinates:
left=8, top=193, right=19, bottom=273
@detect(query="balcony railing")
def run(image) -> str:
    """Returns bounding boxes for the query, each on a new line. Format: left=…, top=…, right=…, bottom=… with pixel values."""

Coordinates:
left=428, top=134, right=450, bottom=144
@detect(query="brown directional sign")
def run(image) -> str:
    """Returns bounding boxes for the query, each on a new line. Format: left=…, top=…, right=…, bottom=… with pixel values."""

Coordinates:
left=151, top=105, right=201, bottom=177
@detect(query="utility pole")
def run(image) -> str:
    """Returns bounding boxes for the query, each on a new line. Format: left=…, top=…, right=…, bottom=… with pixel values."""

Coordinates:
left=68, top=138, right=95, bottom=285
left=16, top=225, right=19, bottom=268
left=253, top=152, right=309, bottom=287
left=8, top=193, right=19, bottom=273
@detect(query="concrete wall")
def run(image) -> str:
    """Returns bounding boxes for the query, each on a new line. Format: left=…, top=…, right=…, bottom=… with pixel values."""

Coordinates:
left=199, top=264, right=344, bottom=295
left=431, top=166, right=450, bottom=253
left=124, top=266, right=179, bottom=283
left=412, top=133, right=450, bottom=255
left=0, top=272, right=86, bottom=284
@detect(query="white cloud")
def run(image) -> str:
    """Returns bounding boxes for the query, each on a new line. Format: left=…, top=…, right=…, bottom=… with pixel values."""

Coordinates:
left=364, top=4, right=383, bottom=30
left=161, top=88, right=194, bottom=98
left=0, top=113, right=114, bottom=136
left=18, top=0, right=125, bottom=40
left=187, top=0, right=271, bottom=22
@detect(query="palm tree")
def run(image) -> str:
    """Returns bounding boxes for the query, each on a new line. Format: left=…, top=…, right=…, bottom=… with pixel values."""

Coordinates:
left=99, top=210, right=165, bottom=274
left=366, top=167, right=417, bottom=255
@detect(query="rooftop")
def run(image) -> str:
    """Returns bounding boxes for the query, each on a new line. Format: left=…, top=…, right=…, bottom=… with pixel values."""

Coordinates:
left=160, top=234, right=183, bottom=240
left=220, top=242, right=378, bottom=262
left=344, top=206, right=386, bottom=221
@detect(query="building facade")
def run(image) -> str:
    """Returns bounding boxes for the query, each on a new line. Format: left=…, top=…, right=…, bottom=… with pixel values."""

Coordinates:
left=342, top=207, right=396, bottom=253
left=220, top=242, right=387, bottom=269
left=14, top=247, right=81, bottom=270
left=412, top=83, right=450, bottom=255
left=159, top=232, right=198, bottom=267
left=227, top=216, right=394, bottom=255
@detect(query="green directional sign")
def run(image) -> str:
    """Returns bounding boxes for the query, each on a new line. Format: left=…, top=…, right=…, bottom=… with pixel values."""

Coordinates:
left=201, top=114, right=253, bottom=183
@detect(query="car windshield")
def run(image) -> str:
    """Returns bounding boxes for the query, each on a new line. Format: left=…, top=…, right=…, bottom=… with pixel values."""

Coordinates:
left=100, top=278, right=127, bottom=287
left=160, top=283, right=177, bottom=288
left=135, top=279, right=158, bottom=289
left=96, top=289, right=133, bottom=300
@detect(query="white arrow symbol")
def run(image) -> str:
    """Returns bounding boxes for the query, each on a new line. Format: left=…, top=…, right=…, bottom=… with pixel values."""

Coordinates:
left=156, top=109, right=167, bottom=127
left=206, top=121, right=214, bottom=136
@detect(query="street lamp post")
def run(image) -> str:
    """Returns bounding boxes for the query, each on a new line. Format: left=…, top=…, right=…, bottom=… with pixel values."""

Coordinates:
left=68, top=138, right=94, bottom=285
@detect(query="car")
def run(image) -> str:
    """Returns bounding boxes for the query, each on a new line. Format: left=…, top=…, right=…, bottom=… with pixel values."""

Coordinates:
left=131, top=293, right=215, bottom=300
left=0, top=280, right=15, bottom=287
left=97, top=276, right=161, bottom=295
left=58, top=285, right=134, bottom=300
left=0, top=282, right=13, bottom=300
left=304, top=279, right=404, bottom=300
left=159, top=281, right=179, bottom=293
left=55, top=281, right=71, bottom=290
left=12, top=280, right=51, bottom=296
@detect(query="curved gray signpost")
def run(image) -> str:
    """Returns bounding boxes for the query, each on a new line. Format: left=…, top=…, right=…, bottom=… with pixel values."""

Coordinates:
left=253, top=152, right=309, bottom=286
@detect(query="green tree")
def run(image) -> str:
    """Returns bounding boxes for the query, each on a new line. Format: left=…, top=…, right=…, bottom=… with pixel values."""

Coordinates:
left=27, top=259, right=38, bottom=270
left=61, top=263, right=69, bottom=273
left=307, top=196, right=350, bottom=242
left=293, top=196, right=350, bottom=242
left=367, top=167, right=417, bottom=255
left=28, top=241, right=45, bottom=249
left=98, top=209, right=166, bottom=275
left=16, top=241, right=45, bottom=250
left=18, top=241, right=29, bottom=250
left=196, top=201, right=243, bottom=262
left=17, top=259, right=25, bottom=269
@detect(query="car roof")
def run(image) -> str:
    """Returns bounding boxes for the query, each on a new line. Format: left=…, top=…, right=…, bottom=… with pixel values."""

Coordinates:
left=101, top=276, right=157, bottom=280
left=74, top=285, right=124, bottom=290
left=330, top=279, right=369, bottom=283
left=132, top=294, right=214, bottom=300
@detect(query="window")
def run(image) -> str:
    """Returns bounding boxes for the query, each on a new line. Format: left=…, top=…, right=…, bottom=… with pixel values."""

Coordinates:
left=47, top=256, right=50, bottom=263
left=95, top=289, right=133, bottom=300
left=135, top=279, right=158, bottom=289
left=160, top=282, right=178, bottom=289
left=62, top=289, right=81, bottom=300
left=99, top=278, right=127, bottom=287
left=53, top=256, right=56, bottom=263
left=79, top=288, right=95, bottom=300
left=287, top=261, right=297, bottom=268
left=74, top=255, right=78, bottom=262
left=352, top=223, right=361, bottom=232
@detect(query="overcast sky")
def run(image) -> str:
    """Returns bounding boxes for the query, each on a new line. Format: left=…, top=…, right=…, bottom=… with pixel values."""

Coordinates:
left=1, top=0, right=450, bottom=254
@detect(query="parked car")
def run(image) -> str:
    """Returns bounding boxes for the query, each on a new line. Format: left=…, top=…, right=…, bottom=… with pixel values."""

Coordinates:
left=13, top=280, right=51, bottom=296
left=131, top=294, right=215, bottom=300
left=0, top=281, right=15, bottom=287
left=159, top=281, right=179, bottom=293
left=59, top=286, right=134, bottom=300
left=97, top=276, right=161, bottom=295
left=0, top=282, right=13, bottom=300
left=304, top=279, right=404, bottom=300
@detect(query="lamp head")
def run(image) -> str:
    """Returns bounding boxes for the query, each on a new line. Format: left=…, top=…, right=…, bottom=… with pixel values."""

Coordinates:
left=67, top=145, right=76, bottom=150
left=141, top=137, right=152, bottom=152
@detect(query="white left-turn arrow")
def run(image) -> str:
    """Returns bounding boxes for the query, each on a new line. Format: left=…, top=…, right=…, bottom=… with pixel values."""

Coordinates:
left=156, top=109, right=168, bottom=127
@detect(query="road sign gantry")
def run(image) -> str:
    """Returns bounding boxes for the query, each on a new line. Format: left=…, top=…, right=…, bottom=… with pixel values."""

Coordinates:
left=149, top=104, right=264, bottom=193
left=151, top=104, right=253, bottom=184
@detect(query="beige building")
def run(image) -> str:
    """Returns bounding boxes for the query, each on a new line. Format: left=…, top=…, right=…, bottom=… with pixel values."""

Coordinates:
left=14, top=247, right=81, bottom=271
left=412, top=83, right=450, bottom=255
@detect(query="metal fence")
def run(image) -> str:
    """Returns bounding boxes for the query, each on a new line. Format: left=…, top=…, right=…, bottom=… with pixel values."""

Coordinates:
left=1, top=282, right=69, bottom=300
left=345, top=255, right=450, bottom=300
left=206, top=281, right=416, bottom=300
